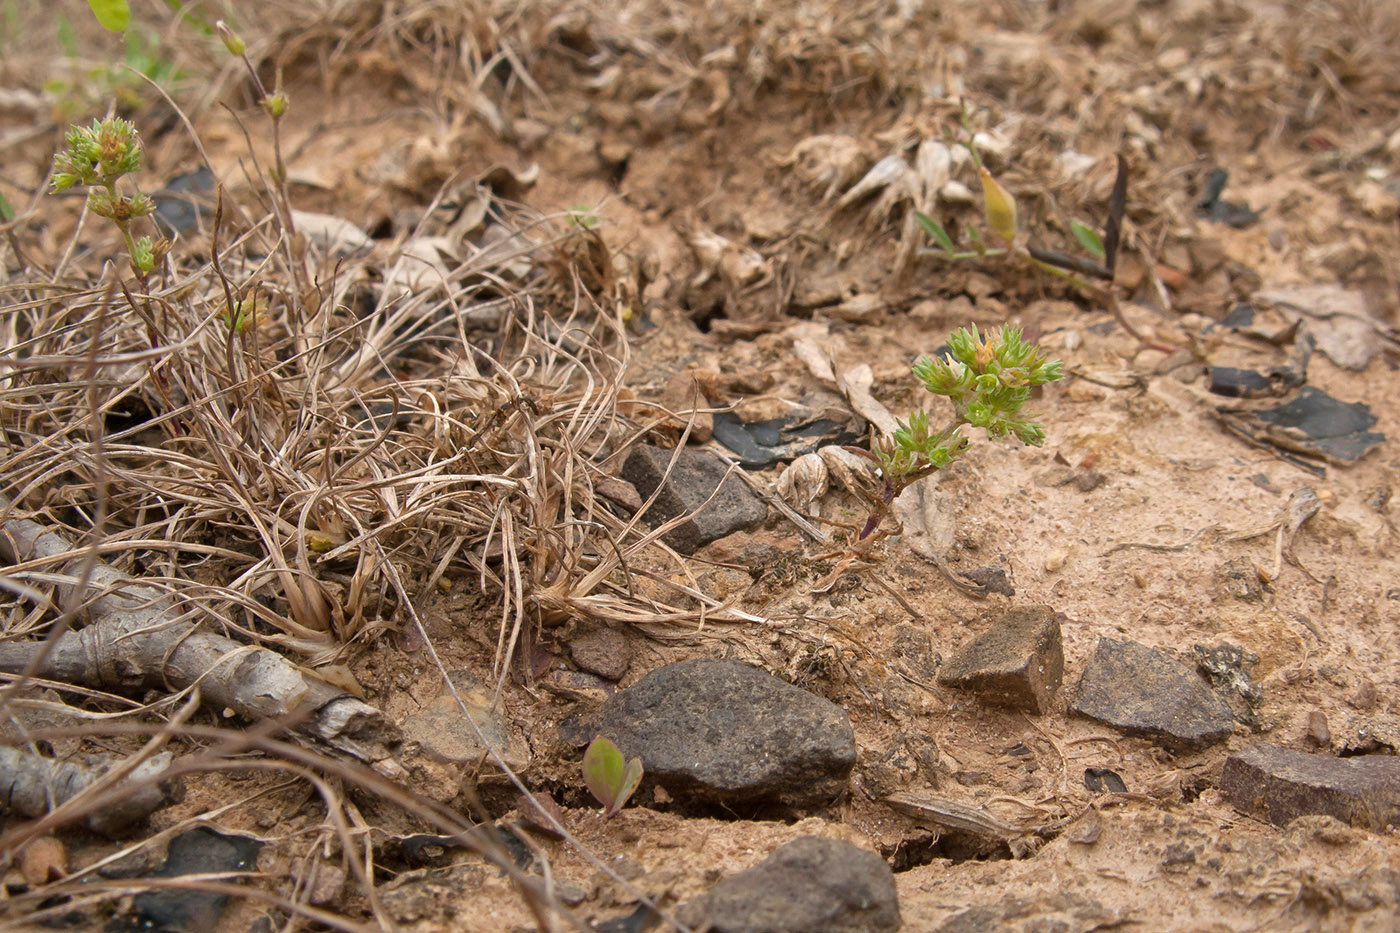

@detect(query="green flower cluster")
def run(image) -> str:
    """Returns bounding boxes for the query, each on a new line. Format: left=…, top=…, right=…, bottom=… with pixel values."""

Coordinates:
left=912, top=324, right=1063, bottom=446
left=50, top=118, right=156, bottom=274
left=873, top=324, right=1062, bottom=492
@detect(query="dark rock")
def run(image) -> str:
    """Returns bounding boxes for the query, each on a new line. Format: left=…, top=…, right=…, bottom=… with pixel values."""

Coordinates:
left=681, top=836, right=899, bottom=933
left=1194, top=641, right=1263, bottom=707
left=118, top=828, right=262, bottom=933
left=597, top=658, right=856, bottom=806
left=937, top=605, right=1064, bottom=713
left=566, top=621, right=632, bottom=681
left=621, top=445, right=768, bottom=554
left=1220, top=743, right=1400, bottom=831
left=1069, top=638, right=1235, bottom=751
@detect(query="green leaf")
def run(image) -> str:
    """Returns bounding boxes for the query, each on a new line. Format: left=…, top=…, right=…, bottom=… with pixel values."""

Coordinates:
left=87, top=0, right=130, bottom=32
left=616, top=757, right=644, bottom=815
left=915, top=211, right=955, bottom=252
left=583, top=736, right=643, bottom=817
left=1070, top=219, right=1105, bottom=259
left=0, top=190, right=12, bottom=221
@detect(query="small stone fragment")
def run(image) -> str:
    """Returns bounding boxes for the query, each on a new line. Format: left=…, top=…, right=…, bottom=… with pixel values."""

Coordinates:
left=937, top=605, right=1064, bottom=714
left=597, top=659, right=856, bottom=806
left=662, top=368, right=714, bottom=442
left=566, top=620, right=631, bottom=681
left=401, top=672, right=531, bottom=772
left=1070, top=638, right=1235, bottom=751
left=1306, top=710, right=1332, bottom=747
left=514, top=791, right=569, bottom=839
left=1215, top=556, right=1264, bottom=602
left=19, top=836, right=67, bottom=885
left=1220, top=744, right=1400, bottom=832
left=621, top=445, right=768, bottom=555
left=681, top=836, right=899, bottom=933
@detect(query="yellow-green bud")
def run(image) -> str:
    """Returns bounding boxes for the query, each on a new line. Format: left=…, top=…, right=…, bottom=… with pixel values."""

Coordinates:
left=978, top=166, right=1018, bottom=244
left=216, top=21, right=245, bottom=56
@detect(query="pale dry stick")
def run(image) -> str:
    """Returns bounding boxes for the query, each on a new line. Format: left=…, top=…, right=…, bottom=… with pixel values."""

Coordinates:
left=0, top=502, right=402, bottom=774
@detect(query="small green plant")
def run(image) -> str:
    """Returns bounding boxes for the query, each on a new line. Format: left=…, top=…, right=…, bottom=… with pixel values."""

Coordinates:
left=915, top=105, right=1167, bottom=352
left=582, top=736, right=643, bottom=819
left=50, top=116, right=157, bottom=276
left=853, top=323, right=1063, bottom=539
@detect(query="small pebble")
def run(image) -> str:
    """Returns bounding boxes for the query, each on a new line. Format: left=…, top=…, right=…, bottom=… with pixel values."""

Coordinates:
left=1305, top=710, right=1331, bottom=747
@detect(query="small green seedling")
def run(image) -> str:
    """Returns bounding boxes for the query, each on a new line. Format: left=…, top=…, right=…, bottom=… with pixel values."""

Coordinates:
left=582, top=736, right=643, bottom=818
left=914, top=103, right=1165, bottom=350
left=50, top=116, right=157, bottom=276
left=853, top=323, right=1063, bottom=539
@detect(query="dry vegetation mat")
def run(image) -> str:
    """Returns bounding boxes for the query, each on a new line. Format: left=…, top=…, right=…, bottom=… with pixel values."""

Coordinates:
left=2, top=1, right=1400, bottom=930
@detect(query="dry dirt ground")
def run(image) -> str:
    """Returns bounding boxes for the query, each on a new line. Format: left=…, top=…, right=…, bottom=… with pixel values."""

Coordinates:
left=3, top=1, right=1400, bottom=931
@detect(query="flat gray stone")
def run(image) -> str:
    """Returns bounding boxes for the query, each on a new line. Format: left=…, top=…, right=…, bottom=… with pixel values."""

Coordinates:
left=937, top=605, right=1064, bottom=713
left=597, top=658, right=855, bottom=806
left=1221, top=743, right=1400, bottom=831
left=401, top=672, right=530, bottom=771
left=1069, top=638, right=1234, bottom=751
left=620, top=445, right=768, bottom=554
left=682, top=836, right=899, bottom=933
left=935, top=893, right=1121, bottom=933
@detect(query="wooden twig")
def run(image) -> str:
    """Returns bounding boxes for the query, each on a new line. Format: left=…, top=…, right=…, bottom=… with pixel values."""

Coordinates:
left=0, top=503, right=402, bottom=776
left=0, top=747, right=179, bottom=836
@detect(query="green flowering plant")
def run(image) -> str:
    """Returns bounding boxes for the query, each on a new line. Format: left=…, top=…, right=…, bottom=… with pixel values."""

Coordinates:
left=50, top=117, right=157, bottom=275
left=854, top=323, right=1062, bottom=539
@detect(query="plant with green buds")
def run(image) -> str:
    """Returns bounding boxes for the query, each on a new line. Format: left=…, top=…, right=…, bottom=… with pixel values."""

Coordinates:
left=853, top=323, right=1062, bottom=539
left=50, top=117, right=158, bottom=275
left=916, top=104, right=1168, bottom=352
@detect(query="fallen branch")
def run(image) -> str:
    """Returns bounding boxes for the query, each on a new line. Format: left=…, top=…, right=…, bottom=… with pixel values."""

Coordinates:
left=0, top=504, right=402, bottom=777
left=0, top=747, right=179, bottom=836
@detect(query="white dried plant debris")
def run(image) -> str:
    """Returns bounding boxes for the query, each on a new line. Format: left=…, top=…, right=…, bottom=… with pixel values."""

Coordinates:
left=940, top=179, right=976, bottom=205
left=972, top=128, right=1014, bottom=162
left=818, top=444, right=878, bottom=495
left=776, top=452, right=829, bottom=514
left=1253, top=285, right=1389, bottom=370
left=1054, top=150, right=1098, bottom=181
left=382, top=236, right=459, bottom=305
left=473, top=223, right=537, bottom=280
left=686, top=227, right=768, bottom=288
left=836, top=153, right=914, bottom=211
left=915, top=139, right=952, bottom=211
left=779, top=134, right=871, bottom=202
left=837, top=364, right=899, bottom=435
left=291, top=210, right=374, bottom=259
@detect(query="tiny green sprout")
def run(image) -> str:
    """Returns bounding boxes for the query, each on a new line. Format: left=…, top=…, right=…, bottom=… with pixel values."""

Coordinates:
left=50, top=117, right=158, bottom=276
left=567, top=204, right=602, bottom=229
left=222, top=295, right=263, bottom=334
left=582, top=736, right=643, bottom=818
left=86, top=0, right=130, bottom=33
left=1070, top=219, right=1105, bottom=259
